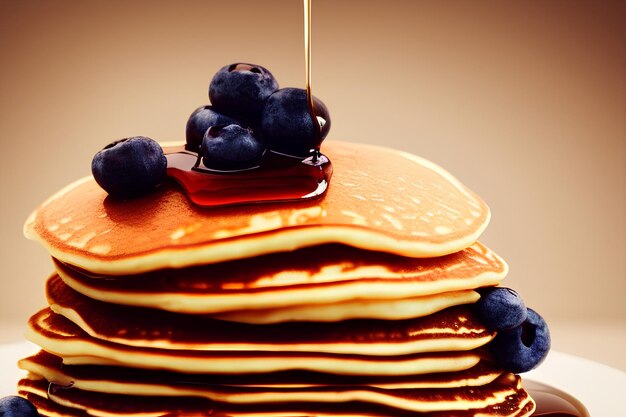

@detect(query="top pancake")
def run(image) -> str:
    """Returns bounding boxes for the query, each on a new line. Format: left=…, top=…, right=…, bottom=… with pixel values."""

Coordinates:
left=24, top=141, right=490, bottom=274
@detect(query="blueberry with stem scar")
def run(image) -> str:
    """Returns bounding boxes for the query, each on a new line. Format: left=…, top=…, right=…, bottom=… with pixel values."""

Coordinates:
left=91, top=136, right=167, bottom=199
left=490, top=308, right=551, bottom=373
left=200, top=124, right=265, bottom=171
left=209, top=63, right=278, bottom=125
left=185, top=105, right=239, bottom=152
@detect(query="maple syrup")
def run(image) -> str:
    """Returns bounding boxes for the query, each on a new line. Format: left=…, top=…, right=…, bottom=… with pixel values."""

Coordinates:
left=165, top=146, right=331, bottom=207
left=304, top=0, right=322, bottom=153
left=526, top=380, right=589, bottom=416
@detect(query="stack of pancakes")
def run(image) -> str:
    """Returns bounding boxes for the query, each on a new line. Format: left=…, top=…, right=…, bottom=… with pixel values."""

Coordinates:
left=18, top=141, right=535, bottom=416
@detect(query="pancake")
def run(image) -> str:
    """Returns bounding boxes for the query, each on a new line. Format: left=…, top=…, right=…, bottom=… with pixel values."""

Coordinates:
left=18, top=353, right=516, bottom=413
left=20, top=350, right=505, bottom=389
left=18, top=376, right=535, bottom=416
left=26, top=309, right=482, bottom=375
left=46, top=275, right=495, bottom=354
left=18, top=352, right=533, bottom=416
left=52, top=242, right=506, bottom=314
left=17, top=139, right=542, bottom=417
left=24, top=141, right=490, bottom=275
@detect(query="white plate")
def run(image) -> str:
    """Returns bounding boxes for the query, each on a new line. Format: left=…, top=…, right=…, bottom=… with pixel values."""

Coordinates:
left=1, top=341, right=623, bottom=415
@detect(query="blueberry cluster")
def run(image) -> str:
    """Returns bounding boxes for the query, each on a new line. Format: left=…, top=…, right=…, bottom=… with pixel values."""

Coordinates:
left=0, top=396, right=39, bottom=417
left=91, top=63, right=331, bottom=199
left=475, top=287, right=551, bottom=373
left=186, top=63, right=331, bottom=167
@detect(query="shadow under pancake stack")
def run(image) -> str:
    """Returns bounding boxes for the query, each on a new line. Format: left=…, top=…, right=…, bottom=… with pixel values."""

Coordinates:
left=18, top=140, right=546, bottom=416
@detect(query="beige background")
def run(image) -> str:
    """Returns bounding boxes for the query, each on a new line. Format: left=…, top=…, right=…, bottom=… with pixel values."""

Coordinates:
left=1, top=1, right=624, bottom=370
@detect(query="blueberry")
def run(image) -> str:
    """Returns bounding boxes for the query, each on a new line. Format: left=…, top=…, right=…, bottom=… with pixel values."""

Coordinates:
left=0, top=396, right=39, bottom=417
left=185, top=105, right=239, bottom=152
left=475, top=287, right=527, bottom=331
left=209, top=63, right=279, bottom=125
left=200, top=124, right=265, bottom=171
left=261, top=88, right=331, bottom=158
left=490, top=308, right=551, bottom=373
left=91, top=136, right=167, bottom=199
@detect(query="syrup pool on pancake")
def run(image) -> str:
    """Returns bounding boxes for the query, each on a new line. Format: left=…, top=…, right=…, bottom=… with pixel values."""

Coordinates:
left=28, top=140, right=493, bottom=275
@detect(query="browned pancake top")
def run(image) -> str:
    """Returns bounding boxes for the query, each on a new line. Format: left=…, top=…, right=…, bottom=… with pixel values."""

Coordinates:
left=25, top=141, right=490, bottom=274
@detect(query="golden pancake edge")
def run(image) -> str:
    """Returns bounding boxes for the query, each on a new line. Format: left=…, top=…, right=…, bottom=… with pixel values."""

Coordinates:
left=24, top=141, right=490, bottom=275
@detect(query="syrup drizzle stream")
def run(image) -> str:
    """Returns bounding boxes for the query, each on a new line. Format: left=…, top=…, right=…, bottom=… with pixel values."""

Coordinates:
left=304, top=0, right=321, bottom=156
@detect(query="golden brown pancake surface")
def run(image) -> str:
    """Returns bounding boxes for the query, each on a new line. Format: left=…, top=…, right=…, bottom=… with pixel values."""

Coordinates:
left=26, top=309, right=483, bottom=376
left=20, top=350, right=505, bottom=389
left=18, top=375, right=535, bottom=417
left=45, top=275, right=495, bottom=354
left=52, top=242, right=506, bottom=314
left=25, top=141, right=490, bottom=274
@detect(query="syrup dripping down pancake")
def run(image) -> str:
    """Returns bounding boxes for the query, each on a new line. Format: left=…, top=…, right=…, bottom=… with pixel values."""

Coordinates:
left=18, top=375, right=535, bottom=416
left=52, top=242, right=506, bottom=315
left=26, top=309, right=482, bottom=375
left=46, top=275, right=495, bottom=355
left=24, top=141, right=490, bottom=275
